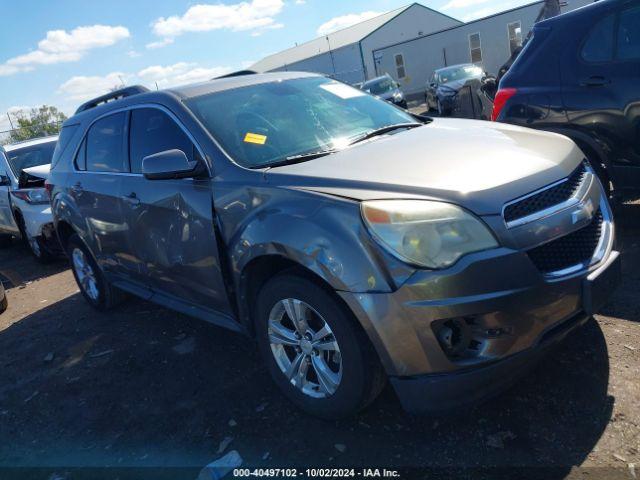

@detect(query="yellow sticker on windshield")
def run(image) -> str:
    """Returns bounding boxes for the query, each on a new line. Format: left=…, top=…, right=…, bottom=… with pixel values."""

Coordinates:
left=244, top=132, right=267, bottom=145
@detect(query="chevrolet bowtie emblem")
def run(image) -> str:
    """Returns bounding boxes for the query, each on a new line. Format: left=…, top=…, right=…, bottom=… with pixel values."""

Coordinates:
left=571, top=199, right=595, bottom=225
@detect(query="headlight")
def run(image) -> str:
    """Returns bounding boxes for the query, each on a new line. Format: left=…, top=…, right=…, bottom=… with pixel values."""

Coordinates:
left=393, top=92, right=403, bottom=100
left=361, top=200, right=498, bottom=269
left=11, top=188, right=50, bottom=205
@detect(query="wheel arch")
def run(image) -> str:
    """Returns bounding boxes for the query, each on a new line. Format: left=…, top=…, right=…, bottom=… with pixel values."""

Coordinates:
left=55, top=219, right=77, bottom=252
left=238, top=254, right=343, bottom=337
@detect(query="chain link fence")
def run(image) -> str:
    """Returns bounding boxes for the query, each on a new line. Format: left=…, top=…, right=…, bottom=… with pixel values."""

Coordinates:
left=0, top=121, right=63, bottom=146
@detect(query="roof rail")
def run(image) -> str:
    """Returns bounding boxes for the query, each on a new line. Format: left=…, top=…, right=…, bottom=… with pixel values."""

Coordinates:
left=75, top=85, right=150, bottom=114
left=213, top=70, right=257, bottom=80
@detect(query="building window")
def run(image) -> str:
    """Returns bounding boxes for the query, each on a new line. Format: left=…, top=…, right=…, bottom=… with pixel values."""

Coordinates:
left=469, top=33, right=482, bottom=64
left=394, top=53, right=406, bottom=79
left=508, top=21, right=523, bottom=54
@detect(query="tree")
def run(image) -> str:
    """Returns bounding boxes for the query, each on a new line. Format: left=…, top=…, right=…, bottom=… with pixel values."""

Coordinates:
left=8, top=105, right=68, bottom=143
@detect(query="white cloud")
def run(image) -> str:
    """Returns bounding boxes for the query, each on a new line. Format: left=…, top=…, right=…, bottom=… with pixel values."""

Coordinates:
left=441, top=0, right=490, bottom=10
left=56, top=62, right=233, bottom=104
left=295, top=0, right=305, bottom=4
left=317, top=11, right=381, bottom=36
left=150, top=0, right=284, bottom=44
left=145, top=38, right=175, bottom=50
left=0, top=25, right=130, bottom=76
left=138, top=62, right=232, bottom=87
left=57, top=72, right=128, bottom=102
left=462, top=0, right=528, bottom=20
left=126, top=50, right=141, bottom=58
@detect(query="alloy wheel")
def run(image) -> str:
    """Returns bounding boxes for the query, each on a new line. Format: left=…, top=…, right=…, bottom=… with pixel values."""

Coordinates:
left=268, top=298, right=342, bottom=398
left=72, top=248, right=100, bottom=301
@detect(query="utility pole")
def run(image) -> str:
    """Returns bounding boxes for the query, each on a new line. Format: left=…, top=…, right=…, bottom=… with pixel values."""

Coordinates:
left=6, top=112, right=14, bottom=130
left=326, top=36, right=337, bottom=78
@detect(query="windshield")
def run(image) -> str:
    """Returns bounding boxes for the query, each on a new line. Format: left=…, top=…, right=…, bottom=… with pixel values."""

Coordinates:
left=5, top=141, right=56, bottom=176
left=186, top=77, right=416, bottom=168
left=438, top=65, right=483, bottom=84
left=362, top=77, right=396, bottom=95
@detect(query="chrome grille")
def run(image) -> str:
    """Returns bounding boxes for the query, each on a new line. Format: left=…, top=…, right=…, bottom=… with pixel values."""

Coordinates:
left=504, top=163, right=588, bottom=224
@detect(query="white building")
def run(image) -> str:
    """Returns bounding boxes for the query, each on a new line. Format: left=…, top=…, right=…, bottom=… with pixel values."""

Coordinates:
left=252, top=0, right=594, bottom=100
left=372, top=0, right=593, bottom=99
left=251, top=3, right=462, bottom=85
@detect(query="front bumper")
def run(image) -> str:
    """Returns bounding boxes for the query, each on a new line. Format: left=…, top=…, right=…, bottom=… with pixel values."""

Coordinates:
left=341, top=249, right=620, bottom=413
left=391, top=309, right=591, bottom=413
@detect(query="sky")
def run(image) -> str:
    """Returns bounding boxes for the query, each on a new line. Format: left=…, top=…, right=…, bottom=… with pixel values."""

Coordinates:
left=0, top=0, right=534, bottom=131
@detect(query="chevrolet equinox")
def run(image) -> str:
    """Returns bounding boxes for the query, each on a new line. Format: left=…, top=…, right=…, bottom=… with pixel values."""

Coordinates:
left=48, top=72, right=621, bottom=418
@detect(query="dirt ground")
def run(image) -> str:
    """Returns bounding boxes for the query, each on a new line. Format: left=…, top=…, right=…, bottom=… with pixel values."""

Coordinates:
left=0, top=202, right=638, bottom=480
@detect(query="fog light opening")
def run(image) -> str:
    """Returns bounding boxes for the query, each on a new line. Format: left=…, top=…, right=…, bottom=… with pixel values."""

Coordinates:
left=434, top=317, right=473, bottom=358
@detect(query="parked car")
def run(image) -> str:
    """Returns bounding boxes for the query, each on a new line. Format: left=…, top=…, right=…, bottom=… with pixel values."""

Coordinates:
left=0, top=136, right=61, bottom=261
left=360, top=74, right=407, bottom=108
left=493, top=0, right=640, bottom=200
left=49, top=73, right=620, bottom=418
left=0, top=280, right=6, bottom=314
left=425, top=64, right=487, bottom=116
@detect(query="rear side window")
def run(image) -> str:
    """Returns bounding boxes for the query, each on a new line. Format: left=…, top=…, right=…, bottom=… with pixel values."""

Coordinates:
left=617, top=5, right=640, bottom=60
left=75, top=139, right=87, bottom=171
left=581, top=14, right=615, bottom=62
left=128, top=108, right=194, bottom=174
left=51, top=124, right=79, bottom=169
left=86, top=112, right=126, bottom=173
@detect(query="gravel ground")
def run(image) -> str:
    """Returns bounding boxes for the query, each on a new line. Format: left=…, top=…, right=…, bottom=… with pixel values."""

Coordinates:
left=0, top=202, right=637, bottom=480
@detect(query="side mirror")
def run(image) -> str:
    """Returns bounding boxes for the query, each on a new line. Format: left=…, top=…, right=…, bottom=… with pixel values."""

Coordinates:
left=429, top=83, right=437, bottom=89
left=0, top=174, right=11, bottom=187
left=142, top=149, right=202, bottom=180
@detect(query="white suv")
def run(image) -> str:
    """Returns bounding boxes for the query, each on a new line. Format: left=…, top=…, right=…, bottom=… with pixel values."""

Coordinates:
left=0, top=136, right=60, bottom=262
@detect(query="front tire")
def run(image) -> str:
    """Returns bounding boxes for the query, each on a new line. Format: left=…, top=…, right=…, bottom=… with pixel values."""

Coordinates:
left=255, top=273, right=385, bottom=419
left=67, top=234, right=125, bottom=311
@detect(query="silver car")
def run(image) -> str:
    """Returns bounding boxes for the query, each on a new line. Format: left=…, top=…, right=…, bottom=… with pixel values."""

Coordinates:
left=49, top=72, right=620, bottom=418
left=0, top=136, right=60, bottom=261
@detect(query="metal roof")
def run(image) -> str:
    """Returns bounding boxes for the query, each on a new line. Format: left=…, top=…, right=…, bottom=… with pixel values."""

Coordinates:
left=251, top=4, right=415, bottom=72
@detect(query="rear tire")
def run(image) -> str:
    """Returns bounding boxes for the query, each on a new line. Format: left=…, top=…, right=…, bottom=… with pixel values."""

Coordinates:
left=255, top=273, right=386, bottom=419
left=67, top=234, right=126, bottom=311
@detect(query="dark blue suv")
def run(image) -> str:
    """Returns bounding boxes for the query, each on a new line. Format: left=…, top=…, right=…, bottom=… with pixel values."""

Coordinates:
left=493, top=0, right=640, bottom=200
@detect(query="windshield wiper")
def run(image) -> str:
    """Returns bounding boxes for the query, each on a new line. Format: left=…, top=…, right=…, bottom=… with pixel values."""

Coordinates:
left=253, top=148, right=338, bottom=169
left=348, top=123, right=423, bottom=146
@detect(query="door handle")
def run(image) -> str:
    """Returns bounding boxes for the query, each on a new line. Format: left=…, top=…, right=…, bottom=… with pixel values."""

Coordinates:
left=122, top=192, right=141, bottom=206
left=580, top=76, right=610, bottom=87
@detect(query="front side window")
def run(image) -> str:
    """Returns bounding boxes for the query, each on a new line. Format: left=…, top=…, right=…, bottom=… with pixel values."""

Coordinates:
left=5, top=141, right=57, bottom=177
left=617, top=5, right=640, bottom=60
left=129, top=108, right=194, bottom=174
left=581, top=14, right=615, bottom=62
left=185, top=77, right=416, bottom=169
left=508, top=21, right=523, bottom=55
left=86, top=112, right=125, bottom=173
left=469, top=33, right=482, bottom=63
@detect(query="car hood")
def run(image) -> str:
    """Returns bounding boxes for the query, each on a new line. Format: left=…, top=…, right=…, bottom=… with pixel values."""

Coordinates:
left=377, top=89, right=402, bottom=100
left=21, top=164, right=51, bottom=180
left=267, top=119, right=584, bottom=215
